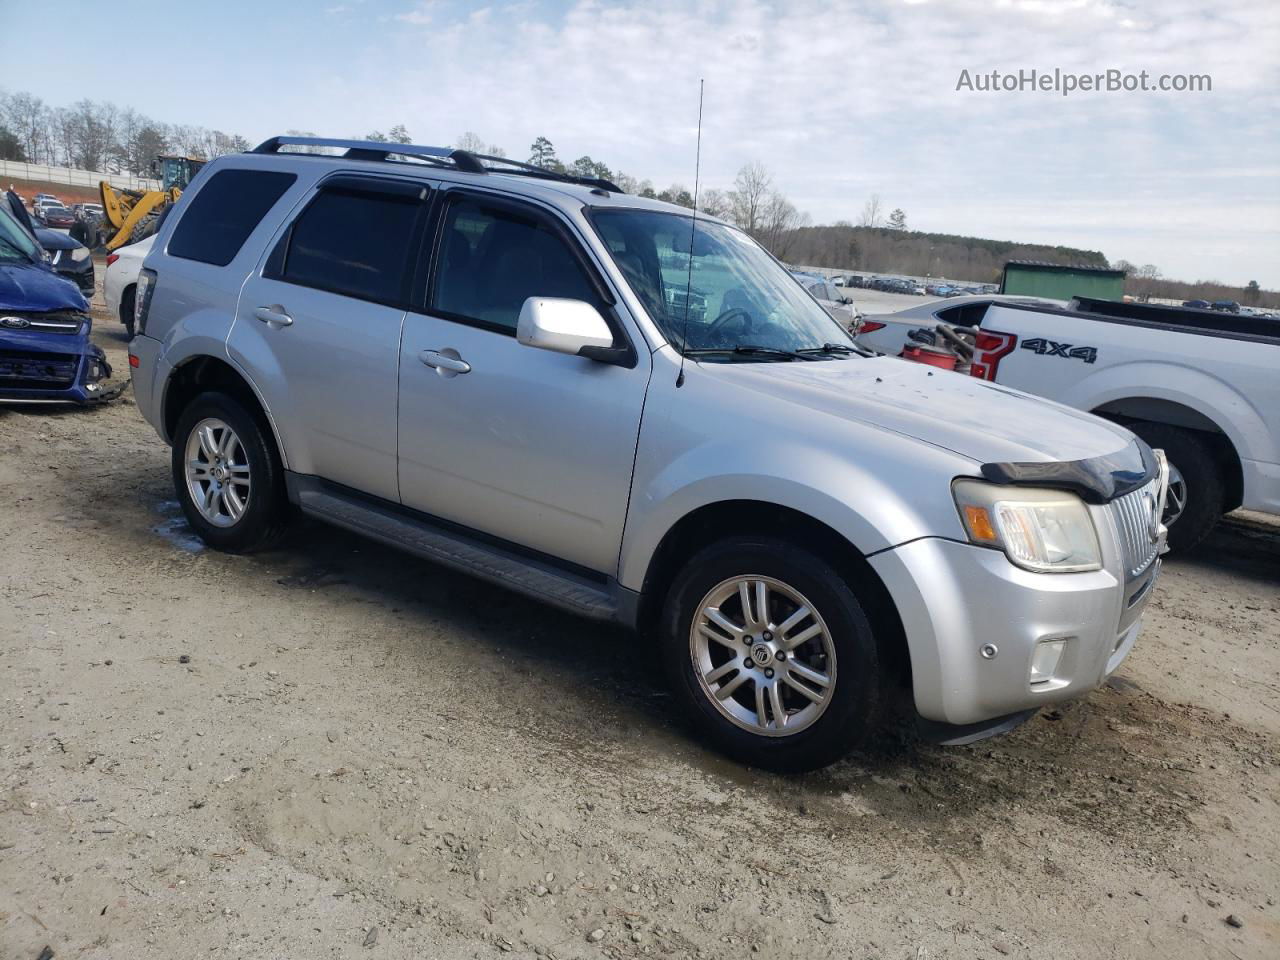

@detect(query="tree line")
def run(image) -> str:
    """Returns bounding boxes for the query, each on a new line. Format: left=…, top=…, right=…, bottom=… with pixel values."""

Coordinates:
left=0, top=88, right=251, bottom=175
left=1, top=86, right=1269, bottom=305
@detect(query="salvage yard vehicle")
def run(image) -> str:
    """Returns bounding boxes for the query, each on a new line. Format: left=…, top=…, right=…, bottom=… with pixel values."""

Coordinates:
left=99, top=154, right=206, bottom=251
left=792, top=272, right=859, bottom=327
left=0, top=203, right=111, bottom=404
left=856, top=295, right=1280, bottom=550
left=128, top=135, right=1170, bottom=770
left=104, top=234, right=154, bottom=336
left=35, top=226, right=94, bottom=295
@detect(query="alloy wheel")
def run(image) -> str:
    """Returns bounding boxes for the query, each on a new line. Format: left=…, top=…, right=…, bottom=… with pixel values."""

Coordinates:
left=689, top=575, right=837, bottom=737
left=184, top=417, right=251, bottom=528
left=1163, top=463, right=1187, bottom=527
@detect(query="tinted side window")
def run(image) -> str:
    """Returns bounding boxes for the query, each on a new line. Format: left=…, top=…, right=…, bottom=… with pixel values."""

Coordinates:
left=432, top=196, right=597, bottom=333
left=278, top=189, right=421, bottom=304
left=169, top=169, right=296, bottom=266
left=937, top=302, right=990, bottom=327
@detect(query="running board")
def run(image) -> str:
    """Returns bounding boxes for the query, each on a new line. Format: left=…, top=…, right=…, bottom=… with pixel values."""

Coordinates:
left=288, top=476, right=619, bottom=621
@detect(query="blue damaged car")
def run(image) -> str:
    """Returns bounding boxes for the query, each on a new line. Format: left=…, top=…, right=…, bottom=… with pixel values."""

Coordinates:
left=0, top=201, right=111, bottom=404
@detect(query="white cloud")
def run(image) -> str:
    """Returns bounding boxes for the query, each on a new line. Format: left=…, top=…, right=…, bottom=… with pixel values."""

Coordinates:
left=294, top=0, right=1280, bottom=283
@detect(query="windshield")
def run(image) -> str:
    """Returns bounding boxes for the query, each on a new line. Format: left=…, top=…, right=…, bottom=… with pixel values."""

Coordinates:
left=591, top=208, right=855, bottom=356
left=0, top=204, right=39, bottom=264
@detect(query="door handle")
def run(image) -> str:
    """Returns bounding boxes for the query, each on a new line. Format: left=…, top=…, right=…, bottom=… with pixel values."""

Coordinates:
left=254, top=305, right=293, bottom=327
left=420, top=349, right=471, bottom=375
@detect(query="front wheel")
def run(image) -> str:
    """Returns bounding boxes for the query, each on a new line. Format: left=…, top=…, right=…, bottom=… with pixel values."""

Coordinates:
left=661, top=537, right=881, bottom=772
left=1128, top=422, right=1224, bottom=553
left=171, top=391, right=288, bottom=552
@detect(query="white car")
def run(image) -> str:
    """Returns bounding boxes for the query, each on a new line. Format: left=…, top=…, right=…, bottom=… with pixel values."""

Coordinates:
left=104, top=234, right=154, bottom=337
left=794, top=274, right=859, bottom=328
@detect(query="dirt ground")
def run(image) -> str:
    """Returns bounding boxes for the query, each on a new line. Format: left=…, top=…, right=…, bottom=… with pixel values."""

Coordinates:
left=2, top=274, right=1277, bottom=960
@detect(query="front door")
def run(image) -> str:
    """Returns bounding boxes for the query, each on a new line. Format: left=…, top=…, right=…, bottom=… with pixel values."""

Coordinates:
left=396, top=190, right=650, bottom=574
left=229, top=176, right=430, bottom=502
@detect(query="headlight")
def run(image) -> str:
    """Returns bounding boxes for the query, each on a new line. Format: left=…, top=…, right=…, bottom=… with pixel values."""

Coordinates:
left=70, top=246, right=91, bottom=262
left=953, top=479, right=1101, bottom=573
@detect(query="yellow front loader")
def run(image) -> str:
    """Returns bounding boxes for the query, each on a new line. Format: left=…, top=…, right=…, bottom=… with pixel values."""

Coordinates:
left=99, top=155, right=206, bottom=251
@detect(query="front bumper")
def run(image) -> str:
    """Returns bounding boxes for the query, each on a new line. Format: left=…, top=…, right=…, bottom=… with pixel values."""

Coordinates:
left=52, top=257, right=95, bottom=296
left=0, top=328, right=113, bottom=405
left=869, top=530, right=1155, bottom=727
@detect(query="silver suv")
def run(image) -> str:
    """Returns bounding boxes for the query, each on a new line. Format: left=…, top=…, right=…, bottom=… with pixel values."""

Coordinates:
left=128, top=136, right=1168, bottom=770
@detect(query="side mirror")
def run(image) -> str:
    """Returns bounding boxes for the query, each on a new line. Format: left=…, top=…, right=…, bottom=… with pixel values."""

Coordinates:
left=518, top=297, right=615, bottom=359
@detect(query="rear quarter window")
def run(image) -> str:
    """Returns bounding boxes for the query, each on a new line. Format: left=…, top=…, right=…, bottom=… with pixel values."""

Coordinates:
left=168, top=169, right=297, bottom=266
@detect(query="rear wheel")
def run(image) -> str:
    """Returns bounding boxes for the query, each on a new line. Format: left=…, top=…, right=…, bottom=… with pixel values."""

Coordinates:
left=1129, top=422, right=1223, bottom=553
left=171, top=391, right=288, bottom=552
left=120, top=285, right=136, bottom=337
left=661, top=537, right=881, bottom=772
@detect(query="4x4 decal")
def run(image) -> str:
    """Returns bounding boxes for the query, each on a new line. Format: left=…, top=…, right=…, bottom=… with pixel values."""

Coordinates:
left=1020, top=337, right=1097, bottom=364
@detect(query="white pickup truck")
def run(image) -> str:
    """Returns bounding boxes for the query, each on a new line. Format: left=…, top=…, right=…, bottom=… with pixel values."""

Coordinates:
left=855, top=296, right=1280, bottom=550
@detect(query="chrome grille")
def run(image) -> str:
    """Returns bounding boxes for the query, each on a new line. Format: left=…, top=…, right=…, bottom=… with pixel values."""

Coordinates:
left=1108, top=477, right=1161, bottom=578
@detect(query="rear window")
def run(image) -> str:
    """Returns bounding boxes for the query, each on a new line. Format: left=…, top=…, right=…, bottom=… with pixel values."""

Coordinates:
left=168, top=168, right=296, bottom=266
left=275, top=189, right=421, bottom=305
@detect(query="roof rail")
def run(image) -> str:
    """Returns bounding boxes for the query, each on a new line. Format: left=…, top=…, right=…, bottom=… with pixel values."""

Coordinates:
left=250, top=136, right=623, bottom=193
left=252, top=136, right=484, bottom=172
left=459, top=152, right=624, bottom=193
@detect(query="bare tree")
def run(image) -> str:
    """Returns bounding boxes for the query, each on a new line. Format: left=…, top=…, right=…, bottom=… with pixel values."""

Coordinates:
left=698, top=188, right=730, bottom=218
left=858, top=194, right=883, bottom=228
left=3, top=91, right=48, bottom=163
left=759, top=193, right=808, bottom=258
left=454, top=131, right=486, bottom=153
left=728, top=162, right=772, bottom=235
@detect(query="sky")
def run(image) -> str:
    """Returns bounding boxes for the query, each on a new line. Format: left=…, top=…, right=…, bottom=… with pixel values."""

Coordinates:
left=3, top=0, right=1277, bottom=287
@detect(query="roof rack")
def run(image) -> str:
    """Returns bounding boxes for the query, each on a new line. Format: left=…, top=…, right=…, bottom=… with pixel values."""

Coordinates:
left=250, top=136, right=623, bottom=193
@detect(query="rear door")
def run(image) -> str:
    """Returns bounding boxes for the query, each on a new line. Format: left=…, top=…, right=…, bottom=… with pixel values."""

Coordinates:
left=228, top=174, right=431, bottom=502
left=395, top=189, right=650, bottom=573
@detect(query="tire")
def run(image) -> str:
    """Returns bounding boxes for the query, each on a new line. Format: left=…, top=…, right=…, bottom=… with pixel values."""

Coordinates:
left=120, top=285, right=136, bottom=338
left=661, top=537, right=880, bottom=772
left=130, top=213, right=159, bottom=245
left=171, top=391, right=288, bottom=553
left=1128, top=422, right=1223, bottom=553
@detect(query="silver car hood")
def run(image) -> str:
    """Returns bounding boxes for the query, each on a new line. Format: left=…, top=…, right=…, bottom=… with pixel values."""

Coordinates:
left=700, top=355, right=1134, bottom=466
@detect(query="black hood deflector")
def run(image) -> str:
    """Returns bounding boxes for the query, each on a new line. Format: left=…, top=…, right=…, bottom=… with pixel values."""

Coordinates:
left=981, top=437, right=1156, bottom=504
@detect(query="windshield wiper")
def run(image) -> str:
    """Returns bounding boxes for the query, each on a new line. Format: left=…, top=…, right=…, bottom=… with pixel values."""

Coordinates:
left=684, top=345, right=821, bottom=362
left=796, top=342, right=875, bottom=358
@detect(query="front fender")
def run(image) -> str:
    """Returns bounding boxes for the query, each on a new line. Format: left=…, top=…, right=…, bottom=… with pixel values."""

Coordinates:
left=1059, top=360, right=1274, bottom=465
left=616, top=436, right=969, bottom=592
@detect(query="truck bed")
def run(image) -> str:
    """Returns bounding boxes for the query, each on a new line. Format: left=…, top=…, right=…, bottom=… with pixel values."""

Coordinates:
left=1066, top=297, right=1280, bottom=345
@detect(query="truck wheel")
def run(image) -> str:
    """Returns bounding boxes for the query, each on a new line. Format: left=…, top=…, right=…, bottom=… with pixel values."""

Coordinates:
left=171, top=391, right=288, bottom=553
left=661, top=537, right=880, bottom=772
left=1129, top=422, right=1223, bottom=553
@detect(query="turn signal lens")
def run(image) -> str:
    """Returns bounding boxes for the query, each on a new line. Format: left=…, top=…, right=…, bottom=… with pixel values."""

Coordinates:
left=963, top=505, right=997, bottom=543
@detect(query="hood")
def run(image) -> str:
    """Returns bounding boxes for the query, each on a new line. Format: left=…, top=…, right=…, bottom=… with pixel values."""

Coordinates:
left=699, top=354, right=1134, bottom=466
left=35, top=227, right=79, bottom=251
left=0, top=260, right=89, bottom=313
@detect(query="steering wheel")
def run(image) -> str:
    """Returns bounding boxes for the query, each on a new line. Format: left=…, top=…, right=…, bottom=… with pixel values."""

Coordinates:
left=705, top=307, right=753, bottom=345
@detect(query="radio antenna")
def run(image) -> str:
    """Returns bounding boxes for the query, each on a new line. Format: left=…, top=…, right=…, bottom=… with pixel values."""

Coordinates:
left=676, top=78, right=704, bottom=388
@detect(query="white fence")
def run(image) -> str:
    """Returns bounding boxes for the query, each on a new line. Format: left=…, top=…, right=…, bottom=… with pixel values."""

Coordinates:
left=0, top=159, right=160, bottom=193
